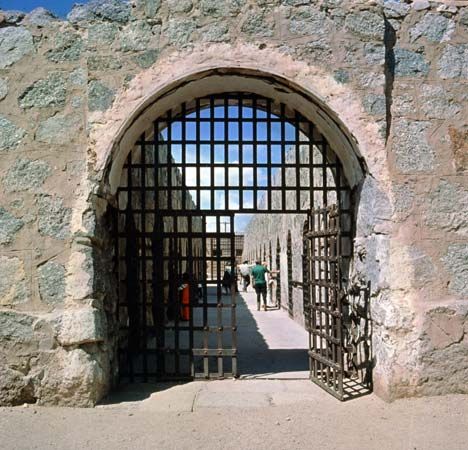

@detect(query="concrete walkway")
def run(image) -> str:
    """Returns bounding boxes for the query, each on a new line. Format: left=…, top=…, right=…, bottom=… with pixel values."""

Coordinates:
left=236, top=287, right=309, bottom=379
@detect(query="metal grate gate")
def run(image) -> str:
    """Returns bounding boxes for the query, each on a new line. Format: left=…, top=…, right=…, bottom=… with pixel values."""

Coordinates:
left=303, top=205, right=346, bottom=399
left=115, top=207, right=238, bottom=380
left=113, top=92, right=354, bottom=388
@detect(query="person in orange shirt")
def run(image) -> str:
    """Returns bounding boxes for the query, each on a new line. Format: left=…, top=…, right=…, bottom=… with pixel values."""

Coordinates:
left=180, top=272, right=190, bottom=321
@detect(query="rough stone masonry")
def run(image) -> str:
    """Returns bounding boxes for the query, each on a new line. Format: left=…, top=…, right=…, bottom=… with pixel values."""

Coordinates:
left=0, top=0, right=466, bottom=406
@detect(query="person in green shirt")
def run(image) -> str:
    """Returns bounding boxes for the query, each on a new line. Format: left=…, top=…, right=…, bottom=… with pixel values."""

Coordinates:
left=251, top=260, right=269, bottom=311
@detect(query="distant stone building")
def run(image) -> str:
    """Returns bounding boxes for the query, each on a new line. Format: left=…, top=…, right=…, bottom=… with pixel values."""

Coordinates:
left=206, top=234, right=244, bottom=280
left=0, top=0, right=466, bottom=406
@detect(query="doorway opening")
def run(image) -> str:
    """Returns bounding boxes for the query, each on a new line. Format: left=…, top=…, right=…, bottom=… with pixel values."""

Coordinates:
left=112, top=92, right=371, bottom=400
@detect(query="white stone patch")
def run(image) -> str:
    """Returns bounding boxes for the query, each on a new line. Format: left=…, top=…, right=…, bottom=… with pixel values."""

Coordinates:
left=55, top=307, right=105, bottom=346
left=65, top=249, right=93, bottom=300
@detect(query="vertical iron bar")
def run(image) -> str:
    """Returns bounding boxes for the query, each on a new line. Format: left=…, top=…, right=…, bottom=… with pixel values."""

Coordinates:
left=280, top=103, right=286, bottom=211
left=140, top=132, right=148, bottom=382
left=224, top=96, right=229, bottom=211
left=210, top=96, right=215, bottom=211
left=295, top=111, right=301, bottom=211
left=174, top=216, right=180, bottom=376
left=181, top=102, right=187, bottom=210
left=203, top=216, right=209, bottom=378
left=238, top=94, right=244, bottom=210
left=266, top=98, right=272, bottom=211
left=126, top=150, right=135, bottom=382
left=230, top=214, right=238, bottom=377
left=216, top=215, right=223, bottom=377
left=253, top=96, right=258, bottom=210
left=311, top=210, right=317, bottom=380
left=196, top=98, right=201, bottom=209
left=188, top=214, right=194, bottom=377
left=287, top=230, right=293, bottom=317
left=167, top=109, right=173, bottom=211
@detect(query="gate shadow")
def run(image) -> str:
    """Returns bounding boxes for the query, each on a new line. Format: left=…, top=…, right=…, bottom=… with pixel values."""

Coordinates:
left=101, top=286, right=373, bottom=405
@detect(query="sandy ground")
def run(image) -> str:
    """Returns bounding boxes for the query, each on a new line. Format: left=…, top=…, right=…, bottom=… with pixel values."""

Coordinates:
left=0, top=382, right=467, bottom=450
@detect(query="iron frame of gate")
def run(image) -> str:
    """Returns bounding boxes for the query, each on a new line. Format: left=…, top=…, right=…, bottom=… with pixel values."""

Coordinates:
left=113, top=92, right=354, bottom=388
left=304, top=204, right=349, bottom=400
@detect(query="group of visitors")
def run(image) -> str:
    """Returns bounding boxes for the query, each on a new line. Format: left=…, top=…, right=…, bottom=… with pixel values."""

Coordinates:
left=238, top=260, right=278, bottom=311
left=178, top=261, right=278, bottom=322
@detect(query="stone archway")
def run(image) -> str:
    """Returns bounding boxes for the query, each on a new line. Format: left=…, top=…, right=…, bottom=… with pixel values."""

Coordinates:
left=71, top=45, right=392, bottom=403
left=2, top=2, right=466, bottom=409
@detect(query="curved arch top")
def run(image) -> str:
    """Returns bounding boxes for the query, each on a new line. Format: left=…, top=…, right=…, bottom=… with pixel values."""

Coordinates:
left=93, top=45, right=378, bottom=195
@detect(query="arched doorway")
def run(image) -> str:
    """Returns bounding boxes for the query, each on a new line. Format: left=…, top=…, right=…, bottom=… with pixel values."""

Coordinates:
left=111, top=90, right=368, bottom=400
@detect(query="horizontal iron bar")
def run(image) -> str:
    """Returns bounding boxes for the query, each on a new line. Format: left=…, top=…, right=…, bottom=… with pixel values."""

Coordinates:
left=135, top=139, right=325, bottom=146
left=118, top=303, right=236, bottom=312
left=193, top=372, right=236, bottom=379
left=192, top=348, right=237, bottom=356
left=147, top=117, right=316, bottom=123
left=309, top=305, right=342, bottom=318
left=119, top=346, right=237, bottom=354
left=119, top=325, right=237, bottom=332
left=306, top=256, right=339, bottom=262
left=117, top=210, right=235, bottom=217
left=308, top=350, right=343, bottom=372
left=304, top=230, right=339, bottom=238
left=309, top=328, right=342, bottom=344
left=309, top=375, right=344, bottom=401
left=308, top=280, right=342, bottom=290
left=124, top=162, right=337, bottom=169
left=117, top=186, right=346, bottom=192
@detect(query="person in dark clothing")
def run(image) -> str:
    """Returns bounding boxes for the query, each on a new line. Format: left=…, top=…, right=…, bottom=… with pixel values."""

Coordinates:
left=222, top=266, right=232, bottom=294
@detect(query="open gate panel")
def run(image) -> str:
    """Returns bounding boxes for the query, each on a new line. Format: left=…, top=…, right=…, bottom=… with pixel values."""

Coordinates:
left=304, top=205, right=346, bottom=400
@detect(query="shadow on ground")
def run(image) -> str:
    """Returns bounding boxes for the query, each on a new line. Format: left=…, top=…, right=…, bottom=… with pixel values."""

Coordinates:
left=101, top=289, right=309, bottom=405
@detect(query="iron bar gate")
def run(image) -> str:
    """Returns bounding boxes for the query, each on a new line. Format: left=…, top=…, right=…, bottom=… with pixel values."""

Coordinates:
left=303, top=204, right=346, bottom=400
left=112, top=91, right=355, bottom=391
left=115, top=207, right=238, bottom=380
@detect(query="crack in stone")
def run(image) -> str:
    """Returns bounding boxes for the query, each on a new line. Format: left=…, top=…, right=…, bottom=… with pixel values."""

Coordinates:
left=430, top=317, right=465, bottom=349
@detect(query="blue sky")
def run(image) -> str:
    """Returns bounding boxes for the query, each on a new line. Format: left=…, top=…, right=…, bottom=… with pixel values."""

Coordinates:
left=160, top=105, right=298, bottom=232
left=0, top=0, right=87, bottom=17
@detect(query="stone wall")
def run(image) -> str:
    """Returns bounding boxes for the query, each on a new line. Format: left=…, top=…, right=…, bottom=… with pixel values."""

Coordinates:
left=0, top=0, right=466, bottom=405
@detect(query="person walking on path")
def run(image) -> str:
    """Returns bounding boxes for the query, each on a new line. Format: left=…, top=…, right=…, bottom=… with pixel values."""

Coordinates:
left=239, top=260, right=251, bottom=292
left=222, top=266, right=232, bottom=295
left=251, top=260, right=269, bottom=311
